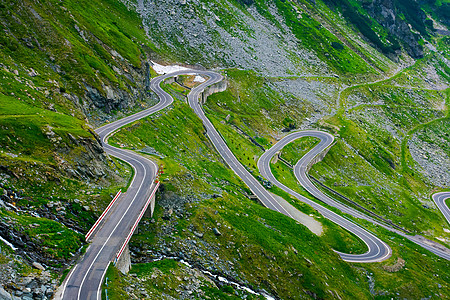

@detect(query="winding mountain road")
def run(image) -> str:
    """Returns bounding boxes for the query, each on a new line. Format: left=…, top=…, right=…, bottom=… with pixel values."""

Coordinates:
left=258, top=131, right=392, bottom=262
left=433, top=192, right=450, bottom=225
left=187, top=78, right=390, bottom=262
left=61, top=69, right=233, bottom=299
left=61, top=96, right=166, bottom=298
left=61, top=73, right=190, bottom=299
left=185, top=72, right=449, bottom=261
left=61, top=69, right=450, bottom=299
left=258, top=131, right=450, bottom=261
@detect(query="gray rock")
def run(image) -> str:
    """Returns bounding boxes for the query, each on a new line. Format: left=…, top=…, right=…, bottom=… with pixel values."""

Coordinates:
left=38, top=285, right=47, bottom=294
left=193, top=231, right=204, bottom=238
left=32, top=262, right=45, bottom=271
left=212, top=228, right=221, bottom=236
left=365, top=0, right=424, bottom=58
left=0, top=286, right=12, bottom=300
left=28, top=69, right=38, bottom=77
left=20, top=277, right=33, bottom=286
left=162, top=208, right=173, bottom=220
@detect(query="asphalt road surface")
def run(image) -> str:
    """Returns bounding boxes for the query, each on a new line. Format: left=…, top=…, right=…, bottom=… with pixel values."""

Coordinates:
left=61, top=69, right=242, bottom=299
left=61, top=70, right=208, bottom=299
left=433, top=192, right=450, bottom=225
left=187, top=74, right=390, bottom=262
left=258, top=131, right=391, bottom=262
left=150, top=70, right=391, bottom=262
left=150, top=70, right=450, bottom=263
left=258, top=131, right=450, bottom=261
left=62, top=69, right=450, bottom=299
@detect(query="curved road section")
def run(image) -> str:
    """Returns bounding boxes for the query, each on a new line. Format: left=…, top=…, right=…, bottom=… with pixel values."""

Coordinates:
left=259, top=131, right=450, bottom=261
left=433, top=192, right=450, bottom=225
left=185, top=73, right=390, bottom=262
left=258, top=131, right=391, bottom=262
left=62, top=69, right=450, bottom=299
left=147, top=70, right=392, bottom=263
left=61, top=96, right=167, bottom=298
left=62, top=70, right=218, bottom=299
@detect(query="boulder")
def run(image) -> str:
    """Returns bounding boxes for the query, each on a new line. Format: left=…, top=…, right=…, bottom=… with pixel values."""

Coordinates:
left=0, top=286, right=12, bottom=300
left=32, top=262, right=45, bottom=271
left=193, top=231, right=204, bottom=238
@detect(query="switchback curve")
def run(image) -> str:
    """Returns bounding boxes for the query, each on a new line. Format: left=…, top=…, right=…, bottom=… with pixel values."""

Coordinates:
left=257, top=131, right=391, bottom=262
left=62, top=69, right=450, bottom=300
left=258, top=131, right=450, bottom=261
left=433, top=192, right=450, bottom=225
left=160, top=71, right=391, bottom=262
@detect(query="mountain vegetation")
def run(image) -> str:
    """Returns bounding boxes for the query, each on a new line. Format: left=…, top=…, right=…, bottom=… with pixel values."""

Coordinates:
left=0, top=0, right=449, bottom=299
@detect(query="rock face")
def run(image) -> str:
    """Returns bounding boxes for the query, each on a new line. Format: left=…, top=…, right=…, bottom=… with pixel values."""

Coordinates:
left=84, top=74, right=149, bottom=117
left=0, top=286, right=12, bottom=300
left=364, top=0, right=424, bottom=58
left=123, top=0, right=329, bottom=77
left=64, top=132, right=109, bottom=181
left=81, top=62, right=158, bottom=126
left=32, top=262, right=45, bottom=271
left=0, top=270, right=57, bottom=300
left=85, top=85, right=130, bottom=113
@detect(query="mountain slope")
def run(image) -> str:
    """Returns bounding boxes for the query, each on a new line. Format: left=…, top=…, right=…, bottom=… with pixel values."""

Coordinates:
left=0, top=0, right=449, bottom=299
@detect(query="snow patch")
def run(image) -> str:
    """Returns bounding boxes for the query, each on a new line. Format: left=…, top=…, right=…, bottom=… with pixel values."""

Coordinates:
left=151, top=61, right=189, bottom=75
left=193, top=75, right=206, bottom=83
left=0, top=235, right=17, bottom=251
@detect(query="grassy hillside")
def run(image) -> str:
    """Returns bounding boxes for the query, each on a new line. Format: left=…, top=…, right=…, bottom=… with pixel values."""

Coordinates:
left=0, top=0, right=449, bottom=298
left=0, top=0, right=149, bottom=289
left=106, top=73, right=450, bottom=298
left=109, top=93, right=373, bottom=299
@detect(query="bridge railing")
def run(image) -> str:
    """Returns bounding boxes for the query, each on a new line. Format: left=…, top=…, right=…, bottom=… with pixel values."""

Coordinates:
left=114, top=181, right=160, bottom=264
left=85, top=190, right=122, bottom=241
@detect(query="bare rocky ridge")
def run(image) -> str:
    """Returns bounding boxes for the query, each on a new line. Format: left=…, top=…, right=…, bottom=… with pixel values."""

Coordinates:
left=364, top=0, right=425, bottom=58
left=123, top=0, right=329, bottom=77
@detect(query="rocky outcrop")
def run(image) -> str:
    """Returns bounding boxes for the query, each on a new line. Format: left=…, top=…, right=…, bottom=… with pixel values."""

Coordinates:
left=364, top=0, right=424, bottom=58
left=85, top=82, right=142, bottom=115
left=82, top=61, right=156, bottom=126
left=0, top=267, right=58, bottom=300
left=64, top=132, right=109, bottom=180
left=0, top=214, right=78, bottom=268
left=408, top=134, right=450, bottom=188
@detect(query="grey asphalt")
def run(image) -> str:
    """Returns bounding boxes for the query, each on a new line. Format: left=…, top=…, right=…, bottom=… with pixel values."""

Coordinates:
left=433, top=192, right=450, bottom=225
left=258, top=131, right=391, bottom=262
left=61, top=71, right=197, bottom=299
left=61, top=119, right=160, bottom=299
left=187, top=74, right=391, bottom=262
left=61, top=69, right=243, bottom=300
left=258, top=131, right=450, bottom=261
left=61, top=69, right=450, bottom=299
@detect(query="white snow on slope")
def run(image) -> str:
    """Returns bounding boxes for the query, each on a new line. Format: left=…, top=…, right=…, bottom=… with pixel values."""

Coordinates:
left=193, top=75, right=206, bottom=82
left=151, top=61, right=189, bottom=74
